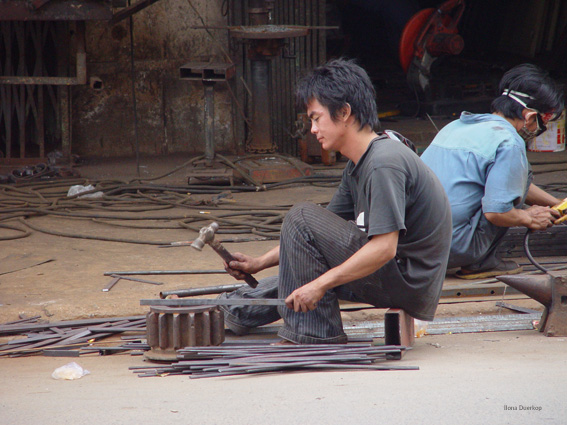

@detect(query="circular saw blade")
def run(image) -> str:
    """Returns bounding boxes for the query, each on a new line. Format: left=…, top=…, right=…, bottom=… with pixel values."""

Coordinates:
left=399, top=8, right=434, bottom=73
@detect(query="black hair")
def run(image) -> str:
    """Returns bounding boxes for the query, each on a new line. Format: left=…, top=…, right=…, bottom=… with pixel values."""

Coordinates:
left=296, top=58, right=381, bottom=132
left=491, top=63, right=564, bottom=120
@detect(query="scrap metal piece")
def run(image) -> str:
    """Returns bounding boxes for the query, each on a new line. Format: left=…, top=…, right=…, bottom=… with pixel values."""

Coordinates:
left=145, top=306, right=225, bottom=362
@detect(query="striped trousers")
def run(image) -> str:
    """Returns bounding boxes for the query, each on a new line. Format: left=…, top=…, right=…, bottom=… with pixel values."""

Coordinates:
left=220, top=202, right=394, bottom=344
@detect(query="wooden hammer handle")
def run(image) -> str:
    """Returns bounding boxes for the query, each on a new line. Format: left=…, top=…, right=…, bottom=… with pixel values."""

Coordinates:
left=210, top=240, right=259, bottom=288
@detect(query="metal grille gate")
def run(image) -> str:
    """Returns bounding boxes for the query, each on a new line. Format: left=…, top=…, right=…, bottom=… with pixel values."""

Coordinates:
left=0, top=20, right=83, bottom=165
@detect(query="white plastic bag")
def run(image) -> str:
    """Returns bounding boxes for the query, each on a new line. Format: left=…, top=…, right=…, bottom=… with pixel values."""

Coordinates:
left=414, top=319, right=428, bottom=338
left=67, top=184, right=103, bottom=199
left=51, top=362, right=90, bottom=380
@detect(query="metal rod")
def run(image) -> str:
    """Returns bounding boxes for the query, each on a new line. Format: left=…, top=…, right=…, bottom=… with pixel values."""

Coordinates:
left=104, top=269, right=227, bottom=276
left=129, top=11, right=140, bottom=177
left=160, top=283, right=246, bottom=299
left=102, top=276, right=121, bottom=292
left=204, top=82, right=215, bottom=165
left=110, top=274, right=163, bottom=285
left=140, top=298, right=286, bottom=307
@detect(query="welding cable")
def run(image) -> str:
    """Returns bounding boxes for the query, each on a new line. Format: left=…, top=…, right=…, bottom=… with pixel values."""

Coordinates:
left=19, top=217, right=173, bottom=245
left=0, top=222, right=31, bottom=240
left=178, top=211, right=284, bottom=234
left=523, top=229, right=548, bottom=273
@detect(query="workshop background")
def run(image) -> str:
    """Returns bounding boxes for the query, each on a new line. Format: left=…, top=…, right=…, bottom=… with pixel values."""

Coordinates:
left=1, top=0, right=566, bottom=164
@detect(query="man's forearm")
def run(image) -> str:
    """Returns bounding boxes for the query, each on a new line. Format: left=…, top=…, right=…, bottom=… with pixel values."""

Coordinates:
left=484, top=209, right=532, bottom=228
left=258, top=245, right=280, bottom=270
left=525, top=183, right=561, bottom=207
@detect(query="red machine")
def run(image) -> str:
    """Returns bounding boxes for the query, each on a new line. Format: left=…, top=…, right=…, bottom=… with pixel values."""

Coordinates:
left=399, top=0, right=466, bottom=95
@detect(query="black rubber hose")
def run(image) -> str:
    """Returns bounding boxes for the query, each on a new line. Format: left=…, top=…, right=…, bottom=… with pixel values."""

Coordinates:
left=523, top=229, right=548, bottom=273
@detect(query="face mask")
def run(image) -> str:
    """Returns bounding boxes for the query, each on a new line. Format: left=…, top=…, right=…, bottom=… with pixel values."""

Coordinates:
left=518, top=112, right=547, bottom=142
left=518, top=124, right=538, bottom=142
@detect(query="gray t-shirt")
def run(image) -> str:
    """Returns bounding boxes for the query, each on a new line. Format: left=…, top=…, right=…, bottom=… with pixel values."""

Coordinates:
left=327, top=134, right=452, bottom=320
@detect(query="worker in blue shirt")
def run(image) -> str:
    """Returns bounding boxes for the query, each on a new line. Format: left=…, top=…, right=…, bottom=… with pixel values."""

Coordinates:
left=421, top=64, right=564, bottom=279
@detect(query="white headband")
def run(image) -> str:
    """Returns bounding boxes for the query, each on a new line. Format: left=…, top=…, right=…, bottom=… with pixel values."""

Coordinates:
left=502, top=89, right=535, bottom=109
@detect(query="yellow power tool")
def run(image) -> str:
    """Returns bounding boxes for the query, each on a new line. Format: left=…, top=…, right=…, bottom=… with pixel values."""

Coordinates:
left=552, top=198, right=567, bottom=224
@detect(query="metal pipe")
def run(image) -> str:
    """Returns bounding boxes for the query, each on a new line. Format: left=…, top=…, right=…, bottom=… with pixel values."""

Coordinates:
left=204, top=82, right=215, bottom=165
left=160, top=283, right=246, bottom=299
left=248, top=59, right=274, bottom=152
left=140, top=298, right=286, bottom=307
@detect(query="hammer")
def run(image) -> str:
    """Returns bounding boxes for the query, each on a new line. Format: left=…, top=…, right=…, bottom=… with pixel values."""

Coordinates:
left=191, top=222, right=259, bottom=288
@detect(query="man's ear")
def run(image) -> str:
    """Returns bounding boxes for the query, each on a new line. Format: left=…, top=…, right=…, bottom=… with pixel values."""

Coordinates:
left=340, top=103, right=352, bottom=121
left=522, top=109, right=537, bottom=123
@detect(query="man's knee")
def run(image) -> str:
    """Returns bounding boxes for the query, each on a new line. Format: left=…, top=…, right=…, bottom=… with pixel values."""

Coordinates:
left=283, top=202, right=320, bottom=230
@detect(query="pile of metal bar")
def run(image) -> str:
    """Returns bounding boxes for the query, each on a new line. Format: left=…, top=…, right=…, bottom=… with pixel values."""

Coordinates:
left=131, top=342, right=417, bottom=379
left=0, top=315, right=147, bottom=357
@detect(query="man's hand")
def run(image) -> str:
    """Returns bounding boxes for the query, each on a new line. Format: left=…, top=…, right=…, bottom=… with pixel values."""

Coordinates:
left=485, top=206, right=560, bottom=229
left=285, top=281, right=326, bottom=313
left=525, top=205, right=561, bottom=230
left=223, top=252, right=262, bottom=281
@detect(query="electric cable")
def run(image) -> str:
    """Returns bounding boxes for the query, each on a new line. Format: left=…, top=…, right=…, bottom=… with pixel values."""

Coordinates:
left=523, top=229, right=549, bottom=273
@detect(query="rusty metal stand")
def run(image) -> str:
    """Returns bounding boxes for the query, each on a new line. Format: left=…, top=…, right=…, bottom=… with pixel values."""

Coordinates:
left=384, top=309, right=415, bottom=358
left=180, top=62, right=238, bottom=184
left=226, top=1, right=313, bottom=183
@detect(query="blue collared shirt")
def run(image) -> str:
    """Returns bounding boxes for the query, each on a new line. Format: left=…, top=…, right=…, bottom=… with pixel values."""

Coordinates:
left=421, top=112, right=529, bottom=256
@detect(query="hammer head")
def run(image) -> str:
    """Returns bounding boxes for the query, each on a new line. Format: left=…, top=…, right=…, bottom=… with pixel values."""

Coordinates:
left=191, top=222, right=219, bottom=251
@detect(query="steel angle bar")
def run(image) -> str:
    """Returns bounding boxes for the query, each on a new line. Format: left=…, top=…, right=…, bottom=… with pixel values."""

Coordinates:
left=42, top=349, right=80, bottom=357
left=140, top=298, right=287, bottom=307
left=344, top=313, right=541, bottom=338
left=424, top=313, right=541, bottom=335
left=441, top=283, right=521, bottom=298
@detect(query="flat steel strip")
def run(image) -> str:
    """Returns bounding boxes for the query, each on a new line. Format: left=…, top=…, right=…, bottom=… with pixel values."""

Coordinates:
left=140, top=298, right=286, bottom=307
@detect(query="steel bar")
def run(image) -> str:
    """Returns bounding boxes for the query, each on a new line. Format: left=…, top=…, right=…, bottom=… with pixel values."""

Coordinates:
left=110, top=274, right=163, bottom=286
left=0, top=316, right=148, bottom=357
left=140, top=298, right=286, bottom=307
left=102, top=276, right=121, bottom=292
left=160, top=284, right=246, bottom=299
left=133, top=342, right=418, bottom=380
left=1, top=315, right=42, bottom=326
left=104, top=269, right=227, bottom=276
left=87, top=327, right=146, bottom=333
left=495, top=302, right=541, bottom=315
left=42, top=349, right=81, bottom=357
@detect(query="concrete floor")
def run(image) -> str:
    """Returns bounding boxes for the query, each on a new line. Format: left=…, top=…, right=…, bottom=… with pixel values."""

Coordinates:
left=1, top=117, right=567, bottom=424
left=1, top=330, right=565, bottom=425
